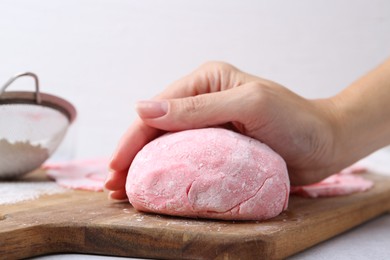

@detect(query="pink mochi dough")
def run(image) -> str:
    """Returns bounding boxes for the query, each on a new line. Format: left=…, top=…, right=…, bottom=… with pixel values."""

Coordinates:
left=126, top=128, right=290, bottom=221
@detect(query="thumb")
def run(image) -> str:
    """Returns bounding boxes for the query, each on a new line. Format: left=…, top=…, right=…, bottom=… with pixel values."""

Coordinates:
left=135, top=84, right=258, bottom=131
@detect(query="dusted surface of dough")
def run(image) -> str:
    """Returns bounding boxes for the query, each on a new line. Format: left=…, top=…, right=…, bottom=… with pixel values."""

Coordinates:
left=126, top=128, right=290, bottom=221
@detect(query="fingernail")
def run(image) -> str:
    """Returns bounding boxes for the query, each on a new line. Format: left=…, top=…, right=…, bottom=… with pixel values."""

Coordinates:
left=136, top=100, right=168, bottom=119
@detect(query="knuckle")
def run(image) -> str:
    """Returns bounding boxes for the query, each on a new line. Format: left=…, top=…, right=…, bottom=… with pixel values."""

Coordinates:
left=181, top=96, right=205, bottom=114
left=243, top=82, right=269, bottom=104
left=198, top=61, right=237, bottom=73
left=196, top=62, right=239, bottom=91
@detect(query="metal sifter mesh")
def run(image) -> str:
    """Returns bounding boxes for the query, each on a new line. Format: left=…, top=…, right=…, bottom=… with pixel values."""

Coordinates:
left=0, top=72, right=76, bottom=179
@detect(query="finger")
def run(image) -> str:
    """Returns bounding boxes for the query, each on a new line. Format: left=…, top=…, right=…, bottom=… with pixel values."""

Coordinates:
left=104, top=169, right=128, bottom=191
left=156, top=61, right=241, bottom=98
left=108, top=189, right=128, bottom=201
left=136, top=83, right=260, bottom=132
left=109, top=120, right=164, bottom=173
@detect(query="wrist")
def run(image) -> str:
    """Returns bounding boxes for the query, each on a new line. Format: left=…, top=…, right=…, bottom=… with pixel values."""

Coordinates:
left=329, top=90, right=390, bottom=167
left=310, top=97, right=351, bottom=174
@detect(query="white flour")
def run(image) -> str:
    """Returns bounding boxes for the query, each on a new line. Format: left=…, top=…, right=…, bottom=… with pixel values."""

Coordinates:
left=0, top=181, right=68, bottom=205
left=0, top=138, right=49, bottom=179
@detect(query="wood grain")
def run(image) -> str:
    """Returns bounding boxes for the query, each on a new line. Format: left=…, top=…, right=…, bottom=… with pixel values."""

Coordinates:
left=1, top=171, right=390, bottom=260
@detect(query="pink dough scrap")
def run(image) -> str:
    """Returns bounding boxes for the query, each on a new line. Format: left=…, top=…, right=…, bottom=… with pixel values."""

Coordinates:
left=126, top=128, right=290, bottom=221
left=290, top=170, right=373, bottom=198
left=44, top=158, right=108, bottom=191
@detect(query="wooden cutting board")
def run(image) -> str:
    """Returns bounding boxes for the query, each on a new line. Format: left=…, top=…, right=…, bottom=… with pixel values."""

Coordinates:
left=1, top=171, right=390, bottom=260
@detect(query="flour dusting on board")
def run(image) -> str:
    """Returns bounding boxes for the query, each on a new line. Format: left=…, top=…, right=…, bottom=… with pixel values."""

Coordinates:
left=0, top=181, right=67, bottom=205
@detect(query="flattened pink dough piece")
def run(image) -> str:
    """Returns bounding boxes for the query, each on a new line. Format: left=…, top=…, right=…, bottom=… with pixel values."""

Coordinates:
left=290, top=171, right=373, bottom=198
left=126, top=128, right=290, bottom=221
left=44, top=158, right=108, bottom=191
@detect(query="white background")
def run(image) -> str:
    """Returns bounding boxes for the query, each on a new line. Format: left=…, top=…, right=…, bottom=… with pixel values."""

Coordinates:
left=2, top=0, right=390, bottom=259
left=1, top=0, right=390, bottom=159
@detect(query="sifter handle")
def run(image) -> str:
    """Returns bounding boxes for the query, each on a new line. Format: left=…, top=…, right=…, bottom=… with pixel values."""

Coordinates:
left=0, top=72, right=41, bottom=104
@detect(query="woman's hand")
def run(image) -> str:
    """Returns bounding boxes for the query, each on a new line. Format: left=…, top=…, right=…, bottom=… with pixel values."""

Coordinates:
left=105, top=62, right=345, bottom=200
